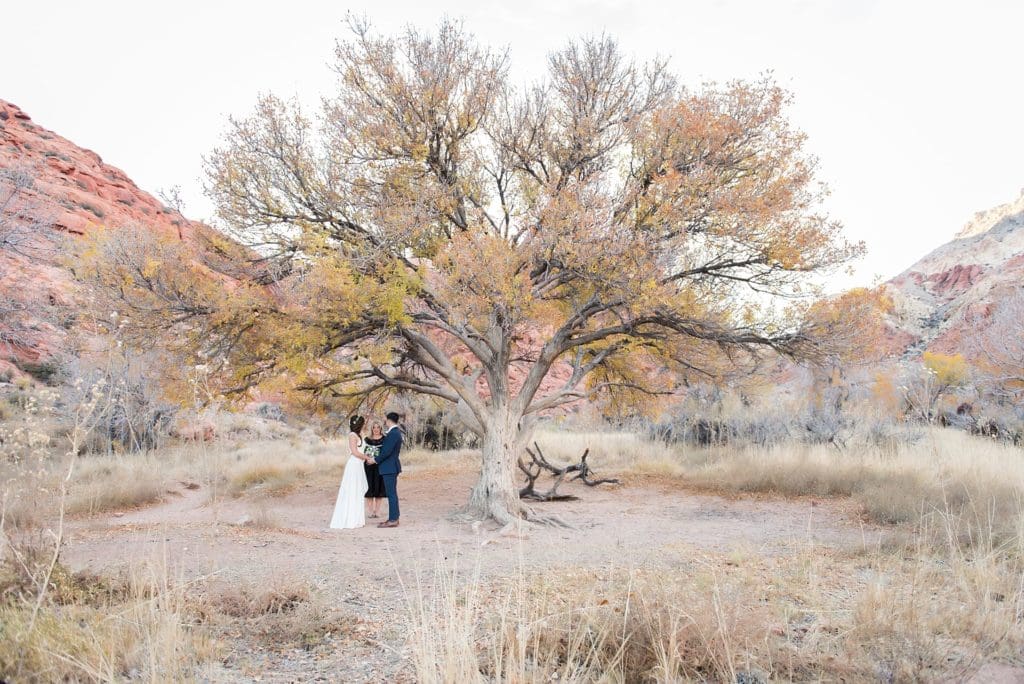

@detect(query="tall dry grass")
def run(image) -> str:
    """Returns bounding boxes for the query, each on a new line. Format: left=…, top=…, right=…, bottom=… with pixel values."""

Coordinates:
left=407, top=527, right=1024, bottom=682
left=536, top=427, right=1024, bottom=552
left=0, top=542, right=217, bottom=681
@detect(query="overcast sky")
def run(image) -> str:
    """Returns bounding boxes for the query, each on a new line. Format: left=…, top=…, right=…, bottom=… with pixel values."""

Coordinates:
left=3, top=0, right=1022, bottom=290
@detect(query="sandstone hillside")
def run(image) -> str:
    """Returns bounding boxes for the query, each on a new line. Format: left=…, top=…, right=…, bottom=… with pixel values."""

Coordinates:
left=883, top=189, right=1024, bottom=356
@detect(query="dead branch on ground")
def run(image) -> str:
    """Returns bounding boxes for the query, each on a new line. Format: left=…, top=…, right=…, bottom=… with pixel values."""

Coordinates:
left=518, top=443, right=620, bottom=501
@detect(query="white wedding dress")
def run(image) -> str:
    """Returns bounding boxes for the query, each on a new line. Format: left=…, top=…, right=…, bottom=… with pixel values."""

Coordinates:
left=330, top=432, right=368, bottom=529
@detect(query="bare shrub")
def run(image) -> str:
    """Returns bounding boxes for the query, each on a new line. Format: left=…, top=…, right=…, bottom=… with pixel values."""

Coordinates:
left=205, top=577, right=309, bottom=618
left=967, top=286, right=1024, bottom=404
left=197, top=575, right=344, bottom=649
left=64, top=354, right=176, bottom=454
left=900, top=352, right=969, bottom=424
left=0, top=166, right=61, bottom=367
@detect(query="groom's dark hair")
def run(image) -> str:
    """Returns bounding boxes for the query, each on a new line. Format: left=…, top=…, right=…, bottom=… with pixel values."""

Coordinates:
left=385, top=411, right=401, bottom=424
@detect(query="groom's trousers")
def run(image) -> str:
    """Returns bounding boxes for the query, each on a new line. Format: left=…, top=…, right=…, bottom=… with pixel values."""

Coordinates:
left=382, top=474, right=400, bottom=521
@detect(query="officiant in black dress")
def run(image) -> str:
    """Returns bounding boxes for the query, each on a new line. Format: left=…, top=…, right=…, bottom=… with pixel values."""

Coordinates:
left=363, top=421, right=388, bottom=518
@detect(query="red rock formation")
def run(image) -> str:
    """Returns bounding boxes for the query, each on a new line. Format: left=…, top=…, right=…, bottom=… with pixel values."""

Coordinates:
left=923, top=263, right=983, bottom=297
left=0, top=99, right=207, bottom=372
left=0, top=99, right=194, bottom=239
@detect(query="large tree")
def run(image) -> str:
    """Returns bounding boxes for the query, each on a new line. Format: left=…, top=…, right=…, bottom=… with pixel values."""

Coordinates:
left=87, top=21, right=862, bottom=523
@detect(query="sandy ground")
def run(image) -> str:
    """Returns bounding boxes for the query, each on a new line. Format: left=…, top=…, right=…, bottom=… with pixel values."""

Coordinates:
left=60, top=468, right=885, bottom=682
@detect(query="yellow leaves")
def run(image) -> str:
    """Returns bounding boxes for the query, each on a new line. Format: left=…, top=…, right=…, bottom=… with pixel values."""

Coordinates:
left=92, top=31, right=865, bottom=423
left=141, top=257, right=162, bottom=279
left=410, top=143, right=429, bottom=162
left=871, top=371, right=901, bottom=415
left=433, top=230, right=535, bottom=323
left=922, top=351, right=967, bottom=387
left=765, top=241, right=803, bottom=270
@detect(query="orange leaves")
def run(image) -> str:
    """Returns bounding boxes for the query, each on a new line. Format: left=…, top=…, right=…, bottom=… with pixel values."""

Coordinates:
left=628, top=77, right=863, bottom=297
left=801, top=287, right=895, bottom=364
left=100, top=24, right=867, bottom=424
left=433, top=230, right=534, bottom=323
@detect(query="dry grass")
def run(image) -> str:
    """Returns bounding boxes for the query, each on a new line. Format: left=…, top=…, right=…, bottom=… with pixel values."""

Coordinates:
left=1, top=434, right=353, bottom=531
left=64, top=456, right=167, bottom=516
left=0, top=539, right=216, bottom=681
left=202, top=575, right=310, bottom=618
left=407, top=534, right=1024, bottom=682
left=223, top=439, right=340, bottom=497
left=402, top=446, right=477, bottom=473
left=196, top=574, right=348, bottom=650
left=538, top=427, right=1024, bottom=552
left=243, top=502, right=284, bottom=530
left=3, top=408, right=1022, bottom=679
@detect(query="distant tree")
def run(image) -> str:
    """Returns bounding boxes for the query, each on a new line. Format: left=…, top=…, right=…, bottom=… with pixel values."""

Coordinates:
left=967, top=288, right=1024, bottom=402
left=84, top=21, right=862, bottom=523
left=902, top=351, right=967, bottom=423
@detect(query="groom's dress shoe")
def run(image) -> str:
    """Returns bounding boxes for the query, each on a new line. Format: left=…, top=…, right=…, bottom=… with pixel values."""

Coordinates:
left=377, top=520, right=399, bottom=528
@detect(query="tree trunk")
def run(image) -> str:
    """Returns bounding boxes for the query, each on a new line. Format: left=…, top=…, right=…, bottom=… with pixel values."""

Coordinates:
left=466, top=408, right=529, bottom=524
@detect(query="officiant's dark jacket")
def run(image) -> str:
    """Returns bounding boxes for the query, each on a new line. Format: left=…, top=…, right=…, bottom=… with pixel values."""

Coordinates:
left=375, top=427, right=403, bottom=475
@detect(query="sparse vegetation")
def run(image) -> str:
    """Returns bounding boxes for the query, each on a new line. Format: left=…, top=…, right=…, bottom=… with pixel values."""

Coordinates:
left=0, top=383, right=1021, bottom=680
left=408, top=538, right=1024, bottom=682
left=80, top=201, right=105, bottom=219
left=0, top=552, right=215, bottom=681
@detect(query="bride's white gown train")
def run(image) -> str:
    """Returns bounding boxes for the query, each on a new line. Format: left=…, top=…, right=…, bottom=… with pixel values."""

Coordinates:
left=330, top=435, right=367, bottom=529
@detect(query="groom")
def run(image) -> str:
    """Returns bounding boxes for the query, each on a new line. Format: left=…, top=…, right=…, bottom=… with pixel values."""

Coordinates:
left=371, top=412, right=403, bottom=528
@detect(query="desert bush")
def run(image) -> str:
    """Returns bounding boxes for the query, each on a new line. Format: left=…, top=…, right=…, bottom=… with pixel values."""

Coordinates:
left=248, top=401, right=285, bottom=422
left=967, top=286, right=1024, bottom=403
left=65, top=355, right=176, bottom=454
left=204, top=576, right=309, bottom=618
left=900, top=352, right=969, bottom=424
left=202, top=406, right=296, bottom=441
left=16, top=360, right=61, bottom=385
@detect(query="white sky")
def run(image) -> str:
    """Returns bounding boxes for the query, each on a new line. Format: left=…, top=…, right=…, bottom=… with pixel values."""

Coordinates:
left=3, top=0, right=1022, bottom=291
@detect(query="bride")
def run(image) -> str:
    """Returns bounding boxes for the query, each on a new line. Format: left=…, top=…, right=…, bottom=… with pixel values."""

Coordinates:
left=330, top=415, right=373, bottom=529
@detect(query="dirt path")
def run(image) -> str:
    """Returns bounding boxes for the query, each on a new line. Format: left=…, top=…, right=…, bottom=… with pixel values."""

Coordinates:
left=60, top=469, right=883, bottom=681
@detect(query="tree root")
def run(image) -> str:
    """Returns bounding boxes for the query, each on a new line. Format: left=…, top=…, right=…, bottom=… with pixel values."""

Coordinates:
left=521, top=508, right=574, bottom=528
left=456, top=499, right=575, bottom=529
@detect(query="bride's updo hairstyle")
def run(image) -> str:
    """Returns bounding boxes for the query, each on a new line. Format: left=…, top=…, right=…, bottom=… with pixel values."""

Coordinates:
left=349, top=415, right=365, bottom=434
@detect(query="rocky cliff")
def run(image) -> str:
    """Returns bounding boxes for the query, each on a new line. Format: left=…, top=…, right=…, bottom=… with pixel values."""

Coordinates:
left=0, top=99, right=202, bottom=374
left=884, top=189, right=1024, bottom=356
left=0, top=100, right=195, bottom=238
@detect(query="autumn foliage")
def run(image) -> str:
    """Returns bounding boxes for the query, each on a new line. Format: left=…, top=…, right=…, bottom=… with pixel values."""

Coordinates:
left=83, top=21, right=863, bottom=522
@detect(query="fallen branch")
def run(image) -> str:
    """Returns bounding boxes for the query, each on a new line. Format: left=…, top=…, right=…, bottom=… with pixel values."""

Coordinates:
left=518, top=443, right=620, bottom=501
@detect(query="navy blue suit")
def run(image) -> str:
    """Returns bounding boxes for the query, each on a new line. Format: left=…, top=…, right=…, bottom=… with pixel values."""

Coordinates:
left=374, top=426, right=403, bottom=521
